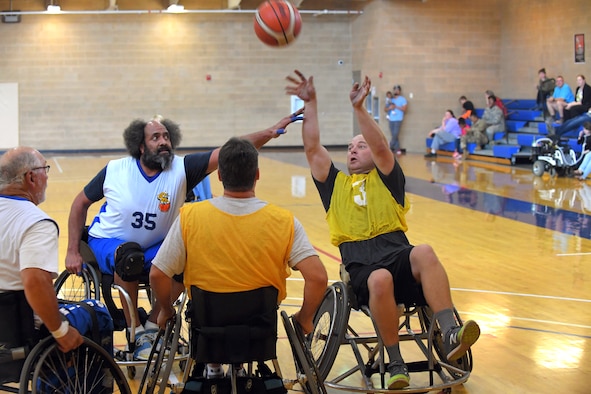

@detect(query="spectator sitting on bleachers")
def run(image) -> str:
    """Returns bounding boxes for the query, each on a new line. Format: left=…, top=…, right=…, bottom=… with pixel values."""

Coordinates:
left=564, top=74, right=591, bottom=122
left=554, top=108, right=591, bottom=138
left=461, top=112, right=489, bottom=153
left=458, top=96, right=474, bottom=119
left=425, top=109, right=461, bottom=158
left=482, top=94, right=505, bottom=145
left=546, top=75, right=575, bottom=124
left=485, top=90, right=507, bottom=118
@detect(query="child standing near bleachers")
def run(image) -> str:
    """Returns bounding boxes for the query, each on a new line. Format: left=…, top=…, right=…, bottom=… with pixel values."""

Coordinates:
left=453, top=117, right=470, bottom=159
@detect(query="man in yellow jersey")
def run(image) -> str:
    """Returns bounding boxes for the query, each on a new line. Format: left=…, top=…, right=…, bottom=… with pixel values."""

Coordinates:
left=286, top=70, right=480, bottom=389
left=149, top=137, right=328, bottom=378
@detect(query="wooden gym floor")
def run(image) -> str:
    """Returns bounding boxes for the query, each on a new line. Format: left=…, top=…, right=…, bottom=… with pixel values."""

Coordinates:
left=41, top=149, right=590, bottom=393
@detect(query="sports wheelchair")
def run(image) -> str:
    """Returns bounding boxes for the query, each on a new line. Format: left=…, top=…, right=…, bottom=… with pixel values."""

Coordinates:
left=53, top=230, right=190, bottom=379
left=139, top=285, right=325, bottom=394
left=0, top=290, right=131, bottom=394
left=307, top=268, right=473, bottom=393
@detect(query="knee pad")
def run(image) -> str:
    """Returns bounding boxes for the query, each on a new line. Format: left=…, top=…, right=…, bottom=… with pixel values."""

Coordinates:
left=114, top=242, right=145, bottom=282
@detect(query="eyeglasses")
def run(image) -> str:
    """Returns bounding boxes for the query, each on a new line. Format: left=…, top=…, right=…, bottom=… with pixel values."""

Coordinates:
left=24, top=165, right=50, bottom=176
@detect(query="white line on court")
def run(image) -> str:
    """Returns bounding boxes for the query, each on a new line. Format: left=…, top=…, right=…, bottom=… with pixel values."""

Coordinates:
left=51, top=157, right=63, bottom=173
left=287, top=278, right=591, bottom=303
left=556, top=252, right=591, bottom=256
left=452, top=287, right=591, bottom=303
left=280, top=298, right=591, bottom=331
left=463, top=311, right=591, bottom=330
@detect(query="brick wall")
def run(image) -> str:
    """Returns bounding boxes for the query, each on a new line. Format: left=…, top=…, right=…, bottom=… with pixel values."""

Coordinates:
left=0, top=13, right=354, bottom=150
left=0, top=0, right=588, bottom=153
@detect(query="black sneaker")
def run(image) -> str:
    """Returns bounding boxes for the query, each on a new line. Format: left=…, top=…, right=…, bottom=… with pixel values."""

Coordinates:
left=444, top=320, right=480, bottom=362
left=424, top=152, right=437, bottom=158
left=386, top=361, right=410, bottom=389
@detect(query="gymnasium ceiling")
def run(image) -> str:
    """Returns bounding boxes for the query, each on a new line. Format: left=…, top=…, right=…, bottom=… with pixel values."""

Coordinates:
left=0, top=0, right=374, bottom=13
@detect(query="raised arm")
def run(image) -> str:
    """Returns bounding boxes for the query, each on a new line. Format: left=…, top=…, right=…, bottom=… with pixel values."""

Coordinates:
left=352, top=76, right=395, bottom=175
left=286, top=70, right=332, bottom=182
left=205, top=112, right=303, bottom=174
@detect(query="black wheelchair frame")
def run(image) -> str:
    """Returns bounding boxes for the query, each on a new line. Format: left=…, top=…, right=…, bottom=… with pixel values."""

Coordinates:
left=53, top=236, right=160, bottom=379
left=139, top=286, right=326, bottom=394
left=0, top=290, right=131, bottom=394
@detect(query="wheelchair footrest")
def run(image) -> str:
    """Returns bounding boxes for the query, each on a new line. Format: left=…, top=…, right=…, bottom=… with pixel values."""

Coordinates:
left=364, top=360, right=443, bottom=378
left=407, top=360, right=442, bottom=373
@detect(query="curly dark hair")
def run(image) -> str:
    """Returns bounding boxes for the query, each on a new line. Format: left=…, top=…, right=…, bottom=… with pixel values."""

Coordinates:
left=123, top=117, right=182, bottom=159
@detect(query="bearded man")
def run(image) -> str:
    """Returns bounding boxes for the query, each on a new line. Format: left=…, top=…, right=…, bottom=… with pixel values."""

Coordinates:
left=65, top=113, right=299, bottom=359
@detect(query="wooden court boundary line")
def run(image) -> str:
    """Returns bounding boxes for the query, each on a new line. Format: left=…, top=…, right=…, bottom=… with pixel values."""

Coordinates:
left=452, top=287, right=591, bottom=303
left=507, top=325, right=591, bottom=339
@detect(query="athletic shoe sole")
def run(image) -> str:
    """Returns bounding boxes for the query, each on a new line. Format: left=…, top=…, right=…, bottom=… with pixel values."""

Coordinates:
left=446, top=320, right=480, bottom=362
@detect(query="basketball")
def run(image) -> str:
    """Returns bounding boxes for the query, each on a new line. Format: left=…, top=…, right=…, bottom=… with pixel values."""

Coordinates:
left=254, top=0, right=302, bottom=47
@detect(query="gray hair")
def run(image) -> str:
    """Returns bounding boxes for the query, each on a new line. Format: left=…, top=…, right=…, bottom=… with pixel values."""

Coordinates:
left=0, top=148, right=40, bottom=191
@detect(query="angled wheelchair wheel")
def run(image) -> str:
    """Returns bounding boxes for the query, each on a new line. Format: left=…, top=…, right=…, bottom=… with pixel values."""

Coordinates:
left=307, top=281, right=349, bottom=381
left=19, top=336, right=131, bottom=394
left=281, top=311, right=326, bottom=394
left=54, top=264, right=101, bottom=302
left=139, top=292, right=189, bottom=394
left=419, top=306, right=473, bottom=377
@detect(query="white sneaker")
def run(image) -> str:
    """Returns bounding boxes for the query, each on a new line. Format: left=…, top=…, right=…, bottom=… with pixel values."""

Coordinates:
left=203, top=364, right=224, bottom=379
left=133, top=329, right=158, bottom=361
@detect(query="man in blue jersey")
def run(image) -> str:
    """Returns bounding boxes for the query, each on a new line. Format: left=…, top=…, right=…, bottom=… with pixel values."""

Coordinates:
left=286, top=70, right=480, bottom=389
left=65, top=113, right=299, bottom=359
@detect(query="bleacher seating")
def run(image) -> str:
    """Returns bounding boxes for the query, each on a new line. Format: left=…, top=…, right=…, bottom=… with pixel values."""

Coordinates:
left=424, top=98, right=586, bottom=164
left=424, top=98, right=553, bottom=164
left=425, top=138, right=477, bottom=154
left=506, top=109, right=542, bottom=122
left=503, top=99, right=537, bottom=110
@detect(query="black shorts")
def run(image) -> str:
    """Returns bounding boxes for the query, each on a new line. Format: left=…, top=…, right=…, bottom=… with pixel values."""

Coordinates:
left=346, top=246, right=425, bottom=308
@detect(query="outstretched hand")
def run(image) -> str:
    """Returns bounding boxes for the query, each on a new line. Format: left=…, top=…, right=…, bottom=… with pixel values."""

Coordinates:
left=350, top=75, right=371, bottom=108
left=285, top=70, right=316, bottom=103
left=272, top=108, right=305, bottom=136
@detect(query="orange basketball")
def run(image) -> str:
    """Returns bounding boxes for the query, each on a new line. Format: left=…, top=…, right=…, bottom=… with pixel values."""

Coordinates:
left=254, top=0, right=302, bottom=47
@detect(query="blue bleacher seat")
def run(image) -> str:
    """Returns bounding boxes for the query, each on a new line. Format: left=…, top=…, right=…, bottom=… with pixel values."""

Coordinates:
left=506, top=110, right=542, bottom=122
left=492, top=145, right=520, bottom=159
left=425, top=138, right=455, bottom=152
left=502, top=99, right=537, bottom=110
left=493, top=131, right=505, bottom=142
left=517, top=134, right=543, bottom=147
left=537, top=123, right=549, bottom=135
left=506, top=120, right=527, bottom=132
left=425, top=138, right=476, bottom=154
left=567, top=139, right=582, bottom=154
